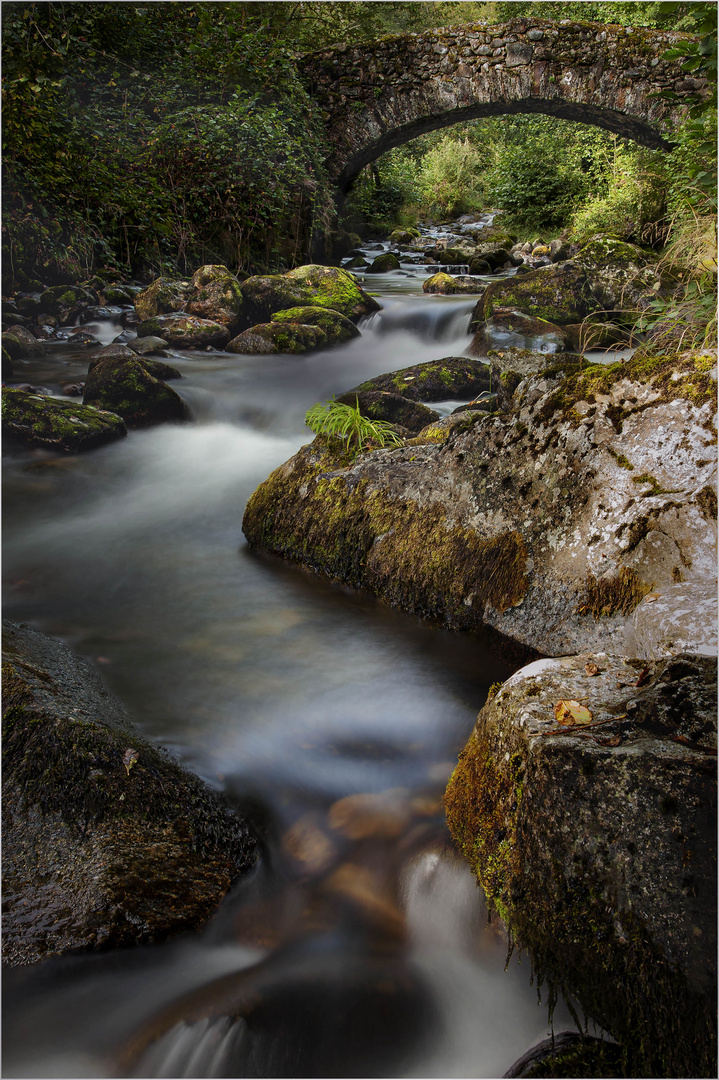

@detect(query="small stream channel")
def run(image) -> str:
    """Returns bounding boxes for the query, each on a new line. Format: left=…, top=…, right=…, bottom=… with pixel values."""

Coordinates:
left=3, top=230, right=582, bottom=1077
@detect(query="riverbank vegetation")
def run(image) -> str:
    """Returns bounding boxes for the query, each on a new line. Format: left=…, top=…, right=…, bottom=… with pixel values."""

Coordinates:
left=2, top=0, right=716, bottom=345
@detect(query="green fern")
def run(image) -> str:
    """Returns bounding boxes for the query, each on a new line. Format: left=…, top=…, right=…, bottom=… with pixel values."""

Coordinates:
left=305, top=396, right=404, bottom=453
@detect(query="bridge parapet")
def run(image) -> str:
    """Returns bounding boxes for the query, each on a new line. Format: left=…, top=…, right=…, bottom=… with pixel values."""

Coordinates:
left=301, top=18, right=704, bottom=192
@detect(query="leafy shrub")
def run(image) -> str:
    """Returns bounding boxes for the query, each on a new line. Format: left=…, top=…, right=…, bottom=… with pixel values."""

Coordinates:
left=416, top=135, right=484, bottom=218
left=305, top=398, right=404, bottom=453
left=570, top=145, right=667, bottom=244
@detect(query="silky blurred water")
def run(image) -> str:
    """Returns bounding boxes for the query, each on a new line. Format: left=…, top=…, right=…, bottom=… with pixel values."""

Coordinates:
left=3, top=240, right=578, bottom=1077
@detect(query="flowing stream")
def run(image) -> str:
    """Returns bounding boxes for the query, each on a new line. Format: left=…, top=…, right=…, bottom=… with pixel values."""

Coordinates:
left=3, top=238, right=579, bottom=1078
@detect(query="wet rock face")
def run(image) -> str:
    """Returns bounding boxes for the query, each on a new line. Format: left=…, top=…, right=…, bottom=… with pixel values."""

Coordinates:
left=350, top=355, right=492, bottom=402
left=83, top=356, right=189, bottom=428
left=136, top=313, right=230, bottom=349
left=243, top=351, right=716, bottom=658
left=2, top=620, right=257, bottom=966
left=2, top=387, right=127, bottom=453
left=444, top=650, right=717, bottom=1078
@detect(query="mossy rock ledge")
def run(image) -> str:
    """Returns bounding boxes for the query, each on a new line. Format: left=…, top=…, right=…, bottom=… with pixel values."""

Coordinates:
left=444, top=651, right=717, bottom=1078
left=83, top=356, right=189, bottom=428
left=243, top=350, right=716, bottom=658
left=2, top=619, right=257, bottom=965
left=239, top=264, right=380, bottom=327
left=2, top=388, right=127, bottom=453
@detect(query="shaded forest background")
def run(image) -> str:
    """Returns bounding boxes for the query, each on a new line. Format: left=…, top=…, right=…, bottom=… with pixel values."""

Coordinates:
left=2, top=0, right=716, bottom=302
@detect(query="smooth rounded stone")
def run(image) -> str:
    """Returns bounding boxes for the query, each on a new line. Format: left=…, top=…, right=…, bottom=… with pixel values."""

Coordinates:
left=87, top=344, right=136, bottom=368
left=2, top=387, right=127, bottom=452
left=445, top=650, right=717, bottom=1079
left=466, top=257, right=493, bottom=275
left=343, top=256, right=369, bottom=269
left=271, top=305, right=360, bottom=346
left=336, top=390, right=439, bottom=433
left=65, top=329, right=101, bottom=348
left=2, top=619, right=257, bottom=965
left=422, top=272, right=486, bottom=295
left=470, top=261, right=600, bottom=331
left=134, top=277, right=194, bottom=321
left=389, top=227, right=420, bottom=244
left=632, top=582, right=718, bottom=660
left=350, top=356, right=491, bottom=402
left=227, top=322, right=327, bottom=355
left=136, top=313, right=230, bottom=349
left=366, top=252, right=401, bottom=273
left=471, top=310, right=572, bottom=355
left=186, top=264, right=244, bottom=330
left=2, top=325, right=43, bottom=359
left=83, top=356, right=188, bottom=428
left=128, top=334, right=170, bottom=357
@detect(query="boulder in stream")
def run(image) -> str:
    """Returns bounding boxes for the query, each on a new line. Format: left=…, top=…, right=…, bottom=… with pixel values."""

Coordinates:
left=336, top=390, right=440, bottom=433
left=2, top=387, right=127, bottom=453
left=470, top=261, right=600, bottom=330
left=134, top=277, right=195, bottom=321
left=83, top=356, right=188, bottom=427
left=444, top=650, right=717, bottom=1078
left=240, top=265, right=379, bottom=326
left=350, top=356, right=492, bottom=402
left=366, top=252, right=401, bottom=273
left=423, top=272, right=487, bottom=295
left=136, top=313, right=230, bottom=350
left=227, top=322, right=328, bottom=355
left=470, top=310, right=572, bottom=354
left=186, top=264, right=245, bottom=331
left=2, top=324, right=44, bottom=359
left=271, top=305, right=361, bottom=346
left=2, top=619, right=257, bottom=965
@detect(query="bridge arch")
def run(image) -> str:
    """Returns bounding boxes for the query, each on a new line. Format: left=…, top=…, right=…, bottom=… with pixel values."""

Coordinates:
left=300, top=18, right=703, bottom=194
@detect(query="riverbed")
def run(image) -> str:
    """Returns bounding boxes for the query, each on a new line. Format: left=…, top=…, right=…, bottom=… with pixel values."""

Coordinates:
left=3, top=245, right=580, bottom=1077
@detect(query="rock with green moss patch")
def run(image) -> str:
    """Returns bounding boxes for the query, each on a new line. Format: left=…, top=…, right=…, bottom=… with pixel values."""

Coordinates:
left=100, top=284, right=135, bottom=305
left=243, top=350, right=716, bottom=657
left=128, top=335, right=170, bottom=357
left=471, top=262, right=600, bottom=330
left=2, top=388, right=127, bottom=452
left=38, top=285, right=96, bottom=317
left=390, top=227, right=420, bottom=245
left=241, top=265, right=379, bottom=326
left=136, top=314, right=229, bottom=350
left=2, top=619, right=256, bottom=965
left=186, top=264, right=244, bottom=331
left=366, top=252, right=401, bottom=273
left=350, top=356, right=491, bottom=402
left=444, top=650, right=717, bottom=1078
left=471, top=310, right=572, bottom=354
left=423, top=273, right=486, bottom=295
left=83, top=356, right=188, bottom=427
left=336, top=390, right=439, bottom=433
left=271, top=305, right=360, bottom=345
left=227, top=322, right=327, bottom=355
left=2, top=325, right=43, bottom=359
left=573, top=236, right=671, bottom=314
left=134, top=277, right=194, bottom=321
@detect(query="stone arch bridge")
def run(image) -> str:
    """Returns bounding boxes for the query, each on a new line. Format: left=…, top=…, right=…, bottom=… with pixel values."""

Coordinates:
left=300, top=17, right=704, bottom=194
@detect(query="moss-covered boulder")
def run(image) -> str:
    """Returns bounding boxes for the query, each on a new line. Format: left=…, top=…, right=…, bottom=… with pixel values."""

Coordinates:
left=243, top=351, right=716, bottom=657
left=134, top=277, right=194, bottom=321
left=366, top=252, right=401, bottom=273
left=227, top=322, right=327, bottom=355
left=284, top=265, right=380, bottom=321
left=2, top=388, right=127, bottom=453
left=390, top=227, right=420, bottom=245
left=470, top=310, right=572, bottom=355
left=444, top=651, right=717, bottom=1078
left=2, top=619, right=256, bottom=965
left=574, top=236, right=672, bottom=313
left=423, top=273, right=486, bottom=295
left=136, top=313, right=230, bottom=350
left=88, top=348, right=181, bottom=382
left=38, top=285, right=96, bottom=316
left=186, top=264, right=244, bottom=330
left=100, top=284, right=135, bottom=305
left=2, top=325, right=43, bottom=359
left=128, top=334, right=170, bottom=357
left=350, top=356, right=491, bottom=402
left=83, top=357, right=188, bottom=427
left=470, top=262, right=601, bottom=330
left=240, top=265, right=379, bottom=326
left=336, top=390, right=439, bottom=433
left=271, top=305, right=361, bottom=346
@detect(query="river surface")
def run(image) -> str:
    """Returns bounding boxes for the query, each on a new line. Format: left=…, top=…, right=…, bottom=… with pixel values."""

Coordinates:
left=3, top=235, right=578, bottom=1078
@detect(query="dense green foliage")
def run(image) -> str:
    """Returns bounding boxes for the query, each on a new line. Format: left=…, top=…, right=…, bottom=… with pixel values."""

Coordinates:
left=305, top=397, right=404, bottom=453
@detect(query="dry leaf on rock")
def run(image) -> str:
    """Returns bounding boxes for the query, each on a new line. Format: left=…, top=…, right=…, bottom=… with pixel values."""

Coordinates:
left=585, top=662, right=600, bottom=676
left=554, top=699, right=593, bottom=726
left=123, top=748, right=139, bottom=776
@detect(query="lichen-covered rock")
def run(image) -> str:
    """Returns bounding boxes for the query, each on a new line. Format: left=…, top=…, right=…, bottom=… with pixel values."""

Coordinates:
left=632, top=581, right=718, bottom=660
left=243, top=351, right=716, bottom=657
left=423, top=273, right=486, bottom=295
left=367, top=252, right=401, bottom=273
left=83, top=357, right=188, bottom=428
left=241, top=265, right=380, bottom=326
left=2, top=325, right=43, bottom=359
left=336, top=390, right=439, bottom=433
left=470, top=310, right=571, bottom=354
left=133, top=277, right=194, bottom=321
left=136, top=314, right=230, bottom=349
left=2, top=388, right=127, bottom=453
left=271, top=305, right=360, bottom=345
left=574, top=236, right=672, bottom=313
left=350, top=356, right=491, bottom=402
left=444, top=650, right=717, bottom=1078
left=227, top=322, right=327, bottom=355
left=470, top=261, right=600, bottom=329
left=2, top=619, right=256, bottom=965
left=186, top=264, right=244, bottom=330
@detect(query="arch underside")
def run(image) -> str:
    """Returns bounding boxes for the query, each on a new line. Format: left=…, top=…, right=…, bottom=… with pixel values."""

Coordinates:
left=335, top=98, right=672, bottom=193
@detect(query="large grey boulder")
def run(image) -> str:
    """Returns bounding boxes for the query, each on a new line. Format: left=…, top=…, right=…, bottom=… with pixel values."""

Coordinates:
left=445, top=649, right=717, bottom=1078
left=2, top=620, right=257, bottom=966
